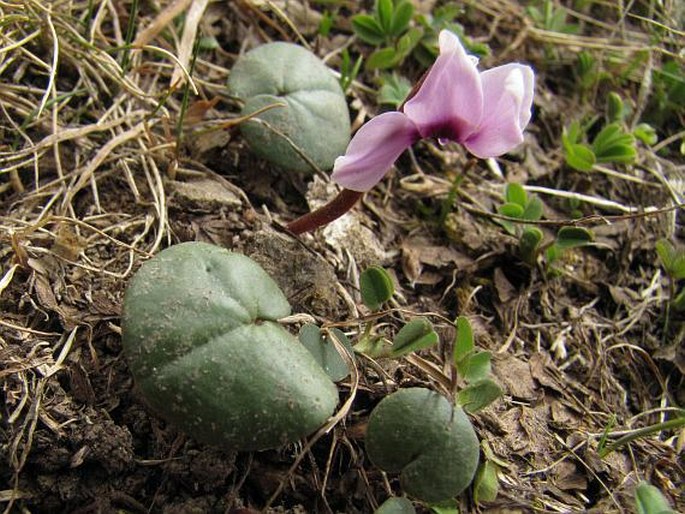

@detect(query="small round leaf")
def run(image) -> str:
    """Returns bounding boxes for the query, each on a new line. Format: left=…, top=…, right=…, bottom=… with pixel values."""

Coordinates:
left=227, top=42, right=350, bottom=174
left=389, top=318, right=438, bottom=358
left=375, top=497, right=416, bottom=514
left=366, top=388, right=480, bottom=503
left=299, top=324, right=352, bottom=382
left=360, top=265, right=394, bottom=311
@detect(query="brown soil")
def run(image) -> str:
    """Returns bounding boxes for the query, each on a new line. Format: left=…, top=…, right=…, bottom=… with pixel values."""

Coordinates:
left=1, top=1, right=683, bottom=513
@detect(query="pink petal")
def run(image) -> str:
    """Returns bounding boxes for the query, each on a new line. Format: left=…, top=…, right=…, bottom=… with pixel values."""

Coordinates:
left=463, top=64, right=535, bottom=158
left=331, top=112, right=420, bottom=192
left=403, top=30, right=483, bottom=142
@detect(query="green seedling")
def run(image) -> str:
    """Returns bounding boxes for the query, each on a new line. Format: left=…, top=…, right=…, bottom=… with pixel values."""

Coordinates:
left=634, top=481, right=676, bottom=514
left=389, top=318, right=439, bottom=358
left=352, top=0, right=419, bottom=70
left=633, top=123, right=658, bottom=146
left=378, top=73, right=412, bottom=108
left=318, top=10, right=334, bottom=37
left=655, top=239, right=685, bottom=335
left=563, top=91, right=643, bottom=172
left=339, top=48, right=363, bottom=93
left=472, top=440, right=508, bottom=504
left=412, top=3, right=489, bottom=67
left=496, top=182, right=545, bottom=265
left=496, top=183, right=594, bottom=268
left=354, top=317, right=439, bottom=360
left=656, top=238, right=685, bottom=311
left=656, top=238, right=685, bottom=281
left=646, top=60, right=685, bottom=131
left=525, top=0, right=579, bottom=34
left=355, top=265, right=439, bottom=358
left=545, top=226, right=595, bottom=267
left=121, top=242, right=338, bottom=451
left=360, top=265, right=395, bottom=311
left=473, top=459, right=499, bottom=503
left=453, top=316, right=502, bottom=414
left=497, top=182, right=544, bottom=236
left=574, top=51, right=609, bottom=94
left=352, top=1, right=487, bottom=70
left=352, top=0, right=414, bottom=46
left=563, top=120, right=637, bottom=172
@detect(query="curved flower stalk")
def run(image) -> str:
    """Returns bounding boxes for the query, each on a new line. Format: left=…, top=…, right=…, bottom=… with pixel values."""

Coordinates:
left=287, top=30, right=535, bottom=235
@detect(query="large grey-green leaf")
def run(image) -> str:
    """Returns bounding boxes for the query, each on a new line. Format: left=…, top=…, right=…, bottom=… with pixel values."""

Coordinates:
left=366, top=388, right=479, bottom=503
left=122, top=242, right=338, bottom=451
left=227, top=42, right=350, bottom=174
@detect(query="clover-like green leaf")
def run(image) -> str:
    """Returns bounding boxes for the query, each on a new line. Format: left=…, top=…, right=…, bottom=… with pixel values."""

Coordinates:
left=505, top=182, right=527, bottom=208
left=457, top=351, right=492, bottom=383
left=389, top=318, right=438, bottom=358
left=555, top=226, right=593, bottom=250
left=564, top=142, right=596, bottom=171
left=453, top=316, right=474, bottom=365
left=227, top=42, right=350, bottom=174
left=366, top=388, right=480, bottom=503
left=519, top=227, right=543, bottom=264
left=299, top=324, right=352, bottom=382
left=122, top=242, right=338, bottom=451
left=390, top=1, right=414, bottom=36
left=378, top=73, right=412, bottom=107
left=633, top=123, right=658, bottom=146
left=366, top=47, right=401, bottom=70
left=376, top=0, right=394, bottom=33
left=656, top=239, right=685, bottom=280
left=592, top=122, right=637, bottom=164
left=473, top=460, right=499, bottom=503
left=360, top=265, right=394, bottom=310
left=522, top=195, right=543, bottom=221
left=352, top=14, right=387, bottom=45
left=498, top=202, right=525, bottom=219
left=457, top=378, right=502, bottom=413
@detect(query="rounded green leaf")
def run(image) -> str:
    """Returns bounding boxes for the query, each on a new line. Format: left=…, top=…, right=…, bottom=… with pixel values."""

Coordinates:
left=227, top=42, right=350, bottom=174
left=457, top=378, right=502, bottom=413
left=498, top=202, right=525, bottom=219
left=473, top=460, right=499, bottom=503
left=389, top=318, right=438, bottom=358
left=352, top=14, right=387, bottom=45
left=453, top=315, right=474, bottom=364
left=635, top=482, right=675, bottom=514
left=555, top=226, right=593, bottom=250
left=122, top=242, right=338, bottom=451
left=390, top=2, right=414, bottom=36
left=375, top=497, right=416, bottom=514
left=299, top=324, right=352, bottom=382
left=366, top=388, right=480, bottom=503
left=366, top=47, right=401, bottom=70
left=519, top=227, right=543, bottom=264
left=505, top=182, right=527, bottom=208
left=565, top=143, right=596, bottom=171
left=360, top=265, right=394, bottom=310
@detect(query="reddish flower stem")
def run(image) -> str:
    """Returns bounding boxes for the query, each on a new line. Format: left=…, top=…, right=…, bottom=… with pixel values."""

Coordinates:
left=285, top=68, right=431, bottom=236
left=286, top=189, right=363, bottom=235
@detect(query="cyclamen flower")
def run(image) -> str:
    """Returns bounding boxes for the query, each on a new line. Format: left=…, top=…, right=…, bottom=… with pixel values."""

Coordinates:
left=331, top=30, right=535, bottom=192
